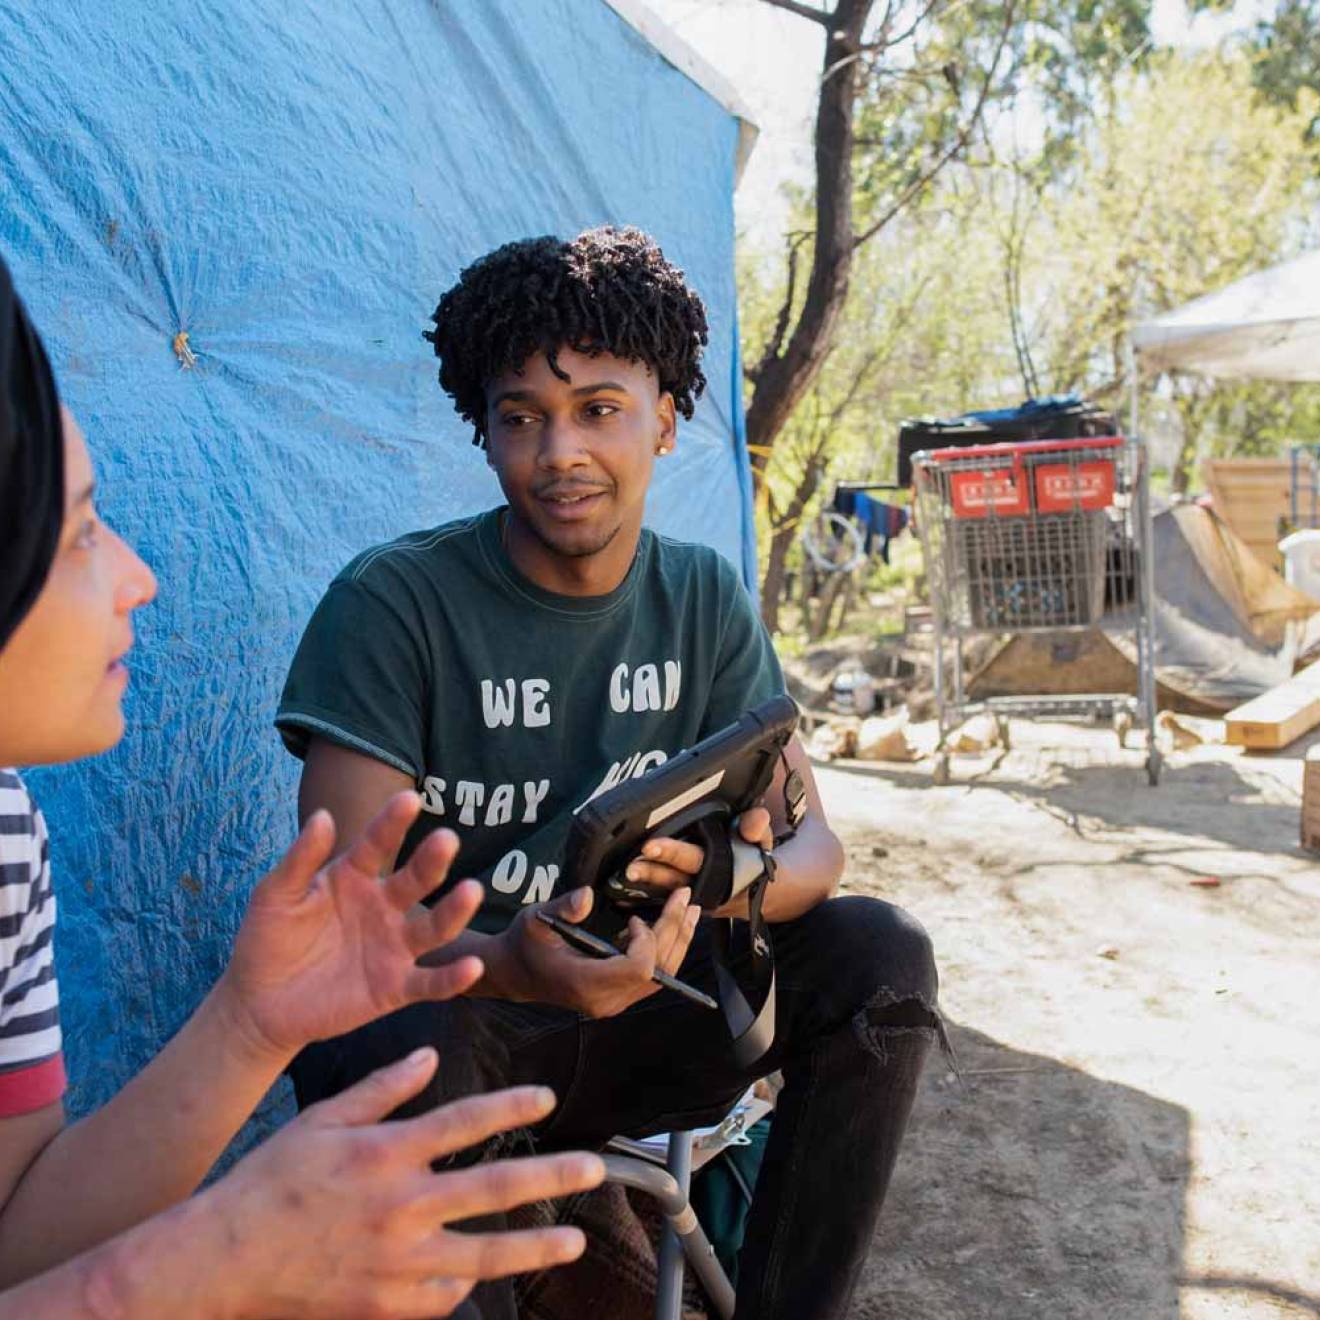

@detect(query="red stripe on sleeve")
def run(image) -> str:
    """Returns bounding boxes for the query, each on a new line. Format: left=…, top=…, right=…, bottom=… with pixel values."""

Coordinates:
left=0, top=1054, right=66, bottom=1118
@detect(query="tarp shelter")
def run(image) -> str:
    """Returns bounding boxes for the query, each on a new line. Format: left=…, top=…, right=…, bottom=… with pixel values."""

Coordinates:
left=1131, top=249, right=1320, bottom=381
left=0, top=0, right=758, bottom=1147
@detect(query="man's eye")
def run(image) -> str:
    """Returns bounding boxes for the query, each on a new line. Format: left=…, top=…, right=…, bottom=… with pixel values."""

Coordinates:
left=73, top=519, right=99, bottom=549
left=585, top=402, right=619, bottom=418
left=501, top=413, right=536, bottom=429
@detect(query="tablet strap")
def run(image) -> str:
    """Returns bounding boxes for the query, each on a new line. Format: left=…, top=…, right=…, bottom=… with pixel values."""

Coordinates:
left=712, top=844, right=777, bottom=1068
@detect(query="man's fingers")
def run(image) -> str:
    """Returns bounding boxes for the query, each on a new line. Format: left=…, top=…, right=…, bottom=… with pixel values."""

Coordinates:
left=417, top=1225, right=589, bottom=1284
left=402, top=956, right=485, bottom=1004
left=527, top=887, right=593, bottom=945
left=404, top=877, right=484, bottom=956
left=634, top=835, right=704, bottom=878
left=659, top=904, right=701, bottom=977
left=340, top=791, right=423, bottom=880
left=310, top=1048, right=439, bottom=1127
left=648, top=886, right=693, bottom=970
left=396, top=1085, right=559, bottom=1164
left=408, top=1152, right=606, bottom=1226
left=737, top=806, right=773, bottom=846
left=388, top=828, right=462, bottom=911
left=255, top=810, right=336, bottom=904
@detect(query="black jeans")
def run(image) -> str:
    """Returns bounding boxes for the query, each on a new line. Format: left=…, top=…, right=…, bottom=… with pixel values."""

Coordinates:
left=291, top=895, right=940, bottom=1320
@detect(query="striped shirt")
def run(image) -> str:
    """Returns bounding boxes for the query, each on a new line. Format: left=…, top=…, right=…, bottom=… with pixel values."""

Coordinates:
left=0, top=770, right=65, bottom=1116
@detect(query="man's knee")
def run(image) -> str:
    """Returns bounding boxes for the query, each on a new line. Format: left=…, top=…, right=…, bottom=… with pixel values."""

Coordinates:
left=793, top=894, right=938, bottom=1009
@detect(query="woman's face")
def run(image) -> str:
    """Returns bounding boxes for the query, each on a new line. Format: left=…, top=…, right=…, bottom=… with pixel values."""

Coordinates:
left=0, top=409, right=157, bottom=766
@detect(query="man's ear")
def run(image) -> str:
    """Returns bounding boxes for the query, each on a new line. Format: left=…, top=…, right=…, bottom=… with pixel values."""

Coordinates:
left=655, top=391, right=677, bottom=457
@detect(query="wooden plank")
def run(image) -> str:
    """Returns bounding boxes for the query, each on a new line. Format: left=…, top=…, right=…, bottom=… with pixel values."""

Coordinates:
left=1225, top=661, right=1320, bottom=749
left=1201, top=457, right=1298, bottom=571
left=1301, top=748, right=1320, bottom=852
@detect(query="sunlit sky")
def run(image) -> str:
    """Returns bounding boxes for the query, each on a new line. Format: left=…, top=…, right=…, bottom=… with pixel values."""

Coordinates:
left=645, top=0, right=1272, bottom=250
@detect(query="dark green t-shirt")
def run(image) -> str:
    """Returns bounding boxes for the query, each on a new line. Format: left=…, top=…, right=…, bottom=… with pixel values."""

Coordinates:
left=276, top=508, right=784, bottom=932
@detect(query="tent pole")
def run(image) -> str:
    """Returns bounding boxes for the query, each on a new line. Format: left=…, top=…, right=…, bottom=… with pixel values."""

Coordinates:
left=1126, top=337, right=1138, bottom=440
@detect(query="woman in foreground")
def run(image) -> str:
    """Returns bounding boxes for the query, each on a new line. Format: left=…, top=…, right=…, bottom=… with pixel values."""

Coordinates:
left=0, top=257, right=599, bottom=1317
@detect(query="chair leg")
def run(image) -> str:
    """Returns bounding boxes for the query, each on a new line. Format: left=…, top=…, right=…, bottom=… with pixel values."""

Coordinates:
left=600, top=1145, right=737, bottom=1320
left=655, top=1132, right=693, bottom=1320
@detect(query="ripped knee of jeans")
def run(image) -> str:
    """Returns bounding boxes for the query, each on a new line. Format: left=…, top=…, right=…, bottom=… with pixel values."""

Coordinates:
left=851, top=985, right=953, bottom=1072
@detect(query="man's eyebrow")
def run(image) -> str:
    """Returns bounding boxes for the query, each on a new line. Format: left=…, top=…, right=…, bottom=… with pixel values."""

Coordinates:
left=71, top=480, right=95, bottom=507
left=491, top=381, right=631, bottom=408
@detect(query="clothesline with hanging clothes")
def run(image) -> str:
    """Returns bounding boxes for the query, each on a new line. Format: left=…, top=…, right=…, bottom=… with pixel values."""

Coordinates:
left=830, top=484, right=910, bottom=564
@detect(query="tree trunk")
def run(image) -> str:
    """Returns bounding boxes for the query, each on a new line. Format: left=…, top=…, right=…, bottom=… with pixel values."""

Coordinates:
left=759, top=449, right=830, bottom=632
left=761, top=520, right=797, bottom=635
left=745, top=0, right=874, bottom=491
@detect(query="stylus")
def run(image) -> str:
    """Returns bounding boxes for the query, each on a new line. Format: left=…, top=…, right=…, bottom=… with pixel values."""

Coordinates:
left=532, top=911, right=719, bottom=1011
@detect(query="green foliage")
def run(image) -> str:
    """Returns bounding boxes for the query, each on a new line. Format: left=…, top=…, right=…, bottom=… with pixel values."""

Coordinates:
left=746, top=25, right=1320, bottom=632
left=1249, top=0, right=1320, bottom=141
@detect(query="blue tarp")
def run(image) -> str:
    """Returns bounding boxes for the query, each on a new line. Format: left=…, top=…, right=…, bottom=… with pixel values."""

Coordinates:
left=0, top=0, right=755, bottom=1150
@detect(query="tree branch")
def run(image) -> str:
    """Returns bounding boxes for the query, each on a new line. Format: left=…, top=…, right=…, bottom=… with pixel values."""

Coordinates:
left=757, top=232, right=811, bottom=378
left=761, top=0, right=836, bottom=26
left=851, top=0, right=1016, bottom=251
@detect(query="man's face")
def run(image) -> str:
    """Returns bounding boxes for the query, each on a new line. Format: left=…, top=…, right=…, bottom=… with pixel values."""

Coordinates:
left=483, top=346, right=677, bottom=563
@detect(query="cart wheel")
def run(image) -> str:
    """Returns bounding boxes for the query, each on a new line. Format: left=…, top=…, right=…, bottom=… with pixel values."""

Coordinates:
left=1114, top=712, right=1132, bottom=749
left=933, top=754, right=951, bottom=786
left=996, top=716, right=1012, bottom=752
left=1146, top=747, right=1162, bottom=786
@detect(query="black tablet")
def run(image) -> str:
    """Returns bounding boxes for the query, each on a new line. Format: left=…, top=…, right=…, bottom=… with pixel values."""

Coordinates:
left=566, top=695, right=799, bottom=925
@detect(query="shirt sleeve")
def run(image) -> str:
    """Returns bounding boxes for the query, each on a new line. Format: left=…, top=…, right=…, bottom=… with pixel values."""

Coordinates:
left=0, top=774, right=66, bottom=1118
left=699, top=557, right=787, bottom=739
left=276, top=577, right=429, bottom=781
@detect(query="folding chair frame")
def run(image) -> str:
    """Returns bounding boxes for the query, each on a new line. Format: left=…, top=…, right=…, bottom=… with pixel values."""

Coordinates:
left=602, top=1130, right=736, bottom=1320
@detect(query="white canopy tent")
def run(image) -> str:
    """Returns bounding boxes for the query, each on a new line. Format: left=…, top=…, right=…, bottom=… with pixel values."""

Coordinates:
left=1131, top=248, right=1320, bottom=381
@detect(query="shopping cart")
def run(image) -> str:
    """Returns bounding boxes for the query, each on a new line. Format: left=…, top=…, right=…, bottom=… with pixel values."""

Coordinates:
left=912, top=435, right=1160, bottom=784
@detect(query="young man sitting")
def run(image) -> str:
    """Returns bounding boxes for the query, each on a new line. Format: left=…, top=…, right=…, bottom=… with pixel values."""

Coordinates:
left=276, top=226, right=940, bottom=1320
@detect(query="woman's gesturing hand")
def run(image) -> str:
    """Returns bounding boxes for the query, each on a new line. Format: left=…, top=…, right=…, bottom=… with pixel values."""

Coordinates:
left=222, top=792, right=486, bottom=1060
left=200, top=1048, right=604, bottom=1319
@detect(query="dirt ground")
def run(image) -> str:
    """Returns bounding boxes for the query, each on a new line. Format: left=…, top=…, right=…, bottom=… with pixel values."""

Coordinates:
left=819, top=719, right=1320, bottom=1320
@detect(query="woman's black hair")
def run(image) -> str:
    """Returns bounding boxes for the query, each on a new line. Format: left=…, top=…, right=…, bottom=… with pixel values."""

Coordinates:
left=0, top=256, right=64, bottom=649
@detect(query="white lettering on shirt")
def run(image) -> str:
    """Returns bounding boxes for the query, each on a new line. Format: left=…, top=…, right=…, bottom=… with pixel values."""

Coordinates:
left=484, top=782, right=515, bottom=828
left=578, top=747, right=669, bottom=809
left=521, top=863, right=559, bottom=905
left=481, top=679, right=518, bottom=729
left=664, top=661, right=682, bottom=711
left=609, top=663, right=630, bottom=714
left=455, top=780, right=485, bottom=827
left=420, top=776, right=447, bottom=816
left=607, top=661, right=683, bottom=714
left=523, top=678, right=551, bottom=728
left=491, top=849, right=528, bottom=894
left=522, top=779, right=550, bottom=823
left=633, top=663, right=661, bottom=712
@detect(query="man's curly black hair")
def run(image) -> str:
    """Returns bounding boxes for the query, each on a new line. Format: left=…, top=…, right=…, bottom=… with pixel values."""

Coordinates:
left=423, top=226, right=709, bottom=448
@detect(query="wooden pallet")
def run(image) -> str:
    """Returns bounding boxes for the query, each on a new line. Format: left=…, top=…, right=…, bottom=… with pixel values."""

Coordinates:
left=1224, top=661, right=1320, bottom=749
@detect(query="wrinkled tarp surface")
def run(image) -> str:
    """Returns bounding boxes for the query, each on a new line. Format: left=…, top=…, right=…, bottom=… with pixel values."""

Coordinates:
left=0, top=0, right=754, bottom=1149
